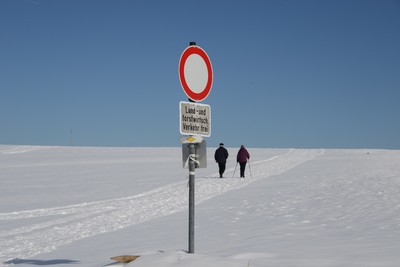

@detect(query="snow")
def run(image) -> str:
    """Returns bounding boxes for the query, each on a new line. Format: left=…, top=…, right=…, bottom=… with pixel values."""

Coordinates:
left=1, top=145, right=400, bottom=267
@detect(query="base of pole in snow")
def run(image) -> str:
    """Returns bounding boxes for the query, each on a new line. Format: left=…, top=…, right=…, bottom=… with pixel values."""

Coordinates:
left=248, top=160, right=252, bottom=177
left=232, top=162, right=238, bottom=178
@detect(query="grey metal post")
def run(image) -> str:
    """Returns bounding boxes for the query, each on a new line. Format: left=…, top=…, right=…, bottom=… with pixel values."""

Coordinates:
left=188, top=143, right=195, bottom=253
left=69, top=129, right=73, bottom=146
left=188, top=42, right=197, bottom=254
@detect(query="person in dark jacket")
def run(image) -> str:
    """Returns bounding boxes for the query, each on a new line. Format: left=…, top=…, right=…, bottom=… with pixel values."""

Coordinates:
left=214, top=143, right=229, bottom=178
left=236, top=145, right=250, bottom=178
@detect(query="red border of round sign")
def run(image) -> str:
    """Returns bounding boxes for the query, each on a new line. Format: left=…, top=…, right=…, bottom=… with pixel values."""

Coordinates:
left=179, top=46, right=213, bottom=102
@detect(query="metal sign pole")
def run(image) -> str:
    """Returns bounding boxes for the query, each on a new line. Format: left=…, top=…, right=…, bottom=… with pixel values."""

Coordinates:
left=188, top=143, right=195, bottom=253
left=179, top=41, right=213, bottom=255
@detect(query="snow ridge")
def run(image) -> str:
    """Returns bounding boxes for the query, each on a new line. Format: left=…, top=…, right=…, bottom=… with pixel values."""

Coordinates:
left=0, top=145, right=46, bottom=155
left=0, top=149, right=323, bottom=261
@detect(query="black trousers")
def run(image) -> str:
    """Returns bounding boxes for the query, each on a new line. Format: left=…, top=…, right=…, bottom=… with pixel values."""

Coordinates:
left=239, top=162, right=247, bottom=177
left=218, top=162, right=226, bottom=177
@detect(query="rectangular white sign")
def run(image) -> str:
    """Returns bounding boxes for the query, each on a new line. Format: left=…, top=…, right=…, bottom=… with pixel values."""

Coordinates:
left=179, top=101, right=211, bottom=137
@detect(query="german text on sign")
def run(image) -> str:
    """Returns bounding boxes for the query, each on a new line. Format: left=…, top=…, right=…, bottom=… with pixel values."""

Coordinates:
left=179, top=101, right=211, bottom=137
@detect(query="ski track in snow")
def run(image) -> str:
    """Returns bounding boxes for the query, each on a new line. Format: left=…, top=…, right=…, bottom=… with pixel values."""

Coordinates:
left=0, top=149, right=324, bottom=261
left=0, top=145, right=46, bottom=155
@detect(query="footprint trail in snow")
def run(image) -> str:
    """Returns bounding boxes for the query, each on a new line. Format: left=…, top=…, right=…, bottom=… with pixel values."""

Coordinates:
left=0, top=149, right=324, bottom=261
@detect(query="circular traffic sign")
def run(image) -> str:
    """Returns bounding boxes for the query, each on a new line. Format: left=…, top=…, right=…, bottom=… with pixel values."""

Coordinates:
left=179, top=45, right=213, bottom=102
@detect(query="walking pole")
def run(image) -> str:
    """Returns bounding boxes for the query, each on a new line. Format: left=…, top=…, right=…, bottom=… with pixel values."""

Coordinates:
left=248, top=159, right=252, bottom=177
left=232, top=162, right=238, bottom=178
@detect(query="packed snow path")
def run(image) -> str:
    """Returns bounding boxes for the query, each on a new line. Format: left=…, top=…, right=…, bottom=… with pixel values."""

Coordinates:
left=0, top=148, right=323, bottom=261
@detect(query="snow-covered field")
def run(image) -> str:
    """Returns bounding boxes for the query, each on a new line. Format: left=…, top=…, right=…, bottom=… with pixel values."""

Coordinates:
left=1, top=145, right=400, bottom=267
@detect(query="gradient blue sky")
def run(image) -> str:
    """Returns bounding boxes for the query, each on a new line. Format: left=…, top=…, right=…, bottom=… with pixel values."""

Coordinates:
left=1, top=0, right=399, bottom=149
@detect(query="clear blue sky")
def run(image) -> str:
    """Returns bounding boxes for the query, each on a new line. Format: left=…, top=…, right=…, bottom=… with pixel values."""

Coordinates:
left=1, top=0, right=399, bottom=149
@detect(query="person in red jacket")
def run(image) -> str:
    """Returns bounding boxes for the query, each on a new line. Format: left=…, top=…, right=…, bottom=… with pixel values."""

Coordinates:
left=236, top=145, right=250, bottom=178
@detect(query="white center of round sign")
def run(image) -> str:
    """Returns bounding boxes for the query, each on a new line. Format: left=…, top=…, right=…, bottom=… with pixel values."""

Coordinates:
left=184, top=54, right=208, bottom=94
